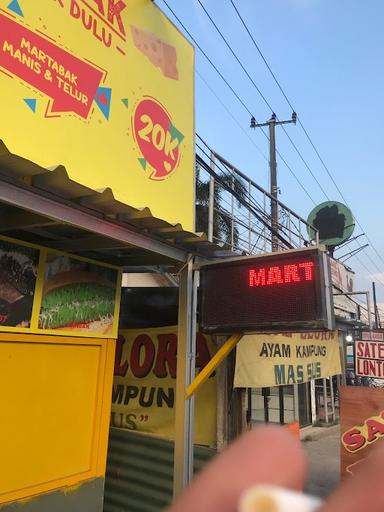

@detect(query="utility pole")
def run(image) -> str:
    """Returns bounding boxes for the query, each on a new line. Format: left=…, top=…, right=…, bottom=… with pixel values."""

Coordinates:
left=250, top=112, right=297, bottom=251
left=372, top=281, right=381, bottom=328
left=250, top=112, right=296, bottom=426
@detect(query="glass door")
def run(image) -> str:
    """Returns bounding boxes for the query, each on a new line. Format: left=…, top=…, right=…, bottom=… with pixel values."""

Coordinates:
left=250, top=385, right=295, bottom=425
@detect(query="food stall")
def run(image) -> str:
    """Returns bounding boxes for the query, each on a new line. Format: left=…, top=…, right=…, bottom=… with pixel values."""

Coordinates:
left=0, top=152, right=223, bottom=511
left=0, top=1, right=217, bottom=510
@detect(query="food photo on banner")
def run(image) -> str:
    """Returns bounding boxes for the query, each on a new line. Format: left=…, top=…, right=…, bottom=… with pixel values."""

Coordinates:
left=0, top=237, right=39, bottom=328
left=38, top=252, right=120, bottom=336
left=112, top=325, right=217, bottom=447
left=234, top=331, right=342, bottom=388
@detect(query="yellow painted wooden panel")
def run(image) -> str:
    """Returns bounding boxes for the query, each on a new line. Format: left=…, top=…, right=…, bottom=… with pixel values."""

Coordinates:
left=0, top=333, right=115, bottom=505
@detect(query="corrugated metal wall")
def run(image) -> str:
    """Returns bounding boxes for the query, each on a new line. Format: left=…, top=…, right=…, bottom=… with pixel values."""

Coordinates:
left=104, top=428, right=216, bottom=512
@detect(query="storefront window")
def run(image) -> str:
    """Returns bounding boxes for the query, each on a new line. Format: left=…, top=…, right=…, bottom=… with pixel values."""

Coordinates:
left=250, top=385, right=296, bottom=425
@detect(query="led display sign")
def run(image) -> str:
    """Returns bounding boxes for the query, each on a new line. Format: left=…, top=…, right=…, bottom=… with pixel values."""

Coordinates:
left=199, top=248, right=334, bottom=333
left=248, top=261, right=314, bottom=287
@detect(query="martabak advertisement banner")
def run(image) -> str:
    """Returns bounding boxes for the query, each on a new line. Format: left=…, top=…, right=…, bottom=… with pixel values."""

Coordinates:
left=0, top=0, right=194, bottom=230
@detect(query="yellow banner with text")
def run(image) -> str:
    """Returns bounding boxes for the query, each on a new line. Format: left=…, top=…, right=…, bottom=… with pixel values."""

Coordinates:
left=112, top=326, right=217, bottom=446
left=0, top=0, right=194, bottom=229
left=234, top=331, right=341, bottom=388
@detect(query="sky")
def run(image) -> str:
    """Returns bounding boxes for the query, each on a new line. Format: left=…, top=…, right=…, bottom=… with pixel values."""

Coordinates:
left=156, top=0, right=384, bottom=305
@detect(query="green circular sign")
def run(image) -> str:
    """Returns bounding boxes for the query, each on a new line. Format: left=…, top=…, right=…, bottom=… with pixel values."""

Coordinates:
left=307, top=201, right=355, bottom=247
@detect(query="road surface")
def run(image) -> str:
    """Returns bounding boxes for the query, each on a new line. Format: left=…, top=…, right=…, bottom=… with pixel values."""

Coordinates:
left=303, top=425, right=340, bottom=499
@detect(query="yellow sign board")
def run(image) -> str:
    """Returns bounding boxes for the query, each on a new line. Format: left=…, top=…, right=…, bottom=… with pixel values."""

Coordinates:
left=0, top=0, right=194, bottom=230
left=0, top=234, right=121, bottom=338
left=234, top=331, right=341, bottom=387
left=112, top=326, right=217, bottom=446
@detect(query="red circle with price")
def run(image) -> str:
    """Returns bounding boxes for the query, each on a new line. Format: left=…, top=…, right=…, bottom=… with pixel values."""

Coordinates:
left=133, top=97, right=182, bottom=180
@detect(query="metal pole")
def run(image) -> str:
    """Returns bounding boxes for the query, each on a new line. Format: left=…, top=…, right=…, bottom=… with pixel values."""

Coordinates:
left=339, top=330, right=347, bottom=386
left=323, top=378, right=329, bottom=424
left=372, top=282, right=379, bottom=329
left=247, top=388, right=252, bottom=425
left=173, top=257, right=197, bottom=497
left=310, top=380, right=316, bottom=425
left=187, top=264, right=198, bottom=461
left=293, top=383, right=299, bottom=421
left=288, top=213, right=292, bottom=245
left=248, top=179, right=252, bottom=254
left=263, top=388, right=270, bottom=422
left=216, top=336, right=229, bottom=451
left=279, top=387, right=284, bottom=424
left=208, top=152, right=215, bottom=243
left=263, top=192, right=267, bottom=252
left=366, top=291, right=373, bottom=330
left=329, top=377, right=335, bottom=422
left=269, top=118, right=278, bottom=252
left=231, top=174, right=235, bottom=250
left=186, top=333, right=243, bottom=398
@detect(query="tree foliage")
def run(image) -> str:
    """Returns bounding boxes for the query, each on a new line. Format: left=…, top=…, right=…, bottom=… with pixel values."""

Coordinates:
left=195, top=164, right=247, bottom=249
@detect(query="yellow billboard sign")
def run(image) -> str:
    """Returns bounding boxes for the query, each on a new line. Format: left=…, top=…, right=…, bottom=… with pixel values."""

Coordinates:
left=234, top=331, right=341, bottom=388
left=0, top=0, right=194, bottom=230
left=112, top=326, right=217, bottom=446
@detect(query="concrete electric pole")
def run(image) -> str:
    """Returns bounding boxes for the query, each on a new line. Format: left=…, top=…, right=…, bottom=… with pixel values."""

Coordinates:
left=251, top=112, right=297, bottom=251
left=250, top=112, right=297, bottom=426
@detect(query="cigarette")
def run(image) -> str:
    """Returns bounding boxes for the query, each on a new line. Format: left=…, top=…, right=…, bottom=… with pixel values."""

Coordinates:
left=239, top=485, right=322, bottom=512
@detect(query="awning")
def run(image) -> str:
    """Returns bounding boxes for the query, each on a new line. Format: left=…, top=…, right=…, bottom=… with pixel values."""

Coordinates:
left=0, top=141, right=233, bottom=269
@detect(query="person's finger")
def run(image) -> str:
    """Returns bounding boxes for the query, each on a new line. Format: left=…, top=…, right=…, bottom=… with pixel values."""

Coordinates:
left=321, top=443, right=384, bottom=512
left=167, top=426, right=306, bottom=512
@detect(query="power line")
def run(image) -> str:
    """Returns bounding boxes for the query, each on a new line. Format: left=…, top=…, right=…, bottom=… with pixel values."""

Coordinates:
left=280, top=125, right=330, bottom=200
left=337, top=238, right=384, bottom=291
left=159, top=0, right=320, bottom=205
left=195, top=70, right=268, bottom=163
left=198, top=134, right=384, bottom=292
left=195, top=0, right=330, bottom=202
left=275, top=148, right=316, bottom=205
left=354, top=253, right=384, bottom=291
left=161, top=0, right=384, bottom=285
left=335, top=237, right=384, bottom=294
left=159, top=0, right=256, bottom=119
left=196, top=0, right=273, bottom=112
left=298, top=125, right=384, bottom=269
left=229, top=0, right=384, bottom=270
left=353, top=243, right=384, bottom=288
left=229, top=0, right=295, bottom=111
